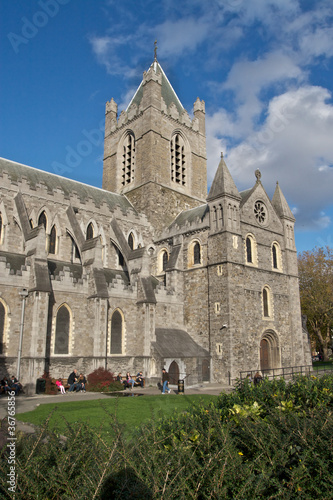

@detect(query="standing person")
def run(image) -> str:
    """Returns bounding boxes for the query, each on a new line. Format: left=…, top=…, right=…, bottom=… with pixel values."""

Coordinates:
left=161, top=368, right=171, bottom=394
left=68, top=369, right=78, bottom=392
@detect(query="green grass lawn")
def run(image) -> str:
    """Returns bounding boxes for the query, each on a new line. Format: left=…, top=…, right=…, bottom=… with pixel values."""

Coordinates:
left=17, top=394, right=216, bottom=440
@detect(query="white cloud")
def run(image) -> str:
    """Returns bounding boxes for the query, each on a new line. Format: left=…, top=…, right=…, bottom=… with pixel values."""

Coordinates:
left=153, top=18, right=211, bottom=58
left=207, top=85, right=333, bottom=231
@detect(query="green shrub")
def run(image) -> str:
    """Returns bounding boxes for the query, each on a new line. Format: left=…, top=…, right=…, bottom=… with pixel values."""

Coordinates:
left=1, top=375, right=333, bottom=499
left=87, top=367, right=123, bottom=392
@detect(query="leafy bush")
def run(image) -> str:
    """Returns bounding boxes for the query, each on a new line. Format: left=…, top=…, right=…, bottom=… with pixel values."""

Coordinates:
left=87, top=367, right=123, bottom=392
left=1, top=374, right=332, bottom=499
left=40, top=370, right=58, bottom=395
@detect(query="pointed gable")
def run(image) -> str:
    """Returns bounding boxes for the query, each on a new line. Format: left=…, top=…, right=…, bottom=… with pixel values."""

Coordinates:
left=240, top=171, right=283, bottom=231
left=207, top=154, right=240, bottom=202
left=272, top=182, right=295, bottom=221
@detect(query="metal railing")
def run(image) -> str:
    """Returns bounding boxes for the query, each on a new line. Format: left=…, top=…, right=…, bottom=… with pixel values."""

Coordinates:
left=240, top=364, right=333, bottom=383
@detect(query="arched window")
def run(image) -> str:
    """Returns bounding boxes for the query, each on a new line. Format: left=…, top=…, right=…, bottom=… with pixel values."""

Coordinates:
left=122, top=132, right=135, bottom=186
left=188, top=240, right=202, bottom=268
left=171, top=133, right=186, bottom=186
left=162, top=250, right=168, bottom=271
left=246, top=237, right=252, bottom=263
left=218, top=204, right=224, bottom=228
left=110, top=310, right=123, bottom=354
left=54, top=305, right=70, bottom=354
left=245, top=234, right=257, bottom=266
left=86, top=222, right=94, bottom=240
left=193, top=242, right=201, bottom=265
left=272, top=244, right=277, bottom=269
left=49, top=225, right=57, bottom=254
left=271, top=242, right=282, bottom=271
left=0, top=301, right=5, bottom=354
left=38, top=211, right=47, bottom=230
left=262, top=286, right=272, bottom=318
left=128, top=232, right=134, bottom=250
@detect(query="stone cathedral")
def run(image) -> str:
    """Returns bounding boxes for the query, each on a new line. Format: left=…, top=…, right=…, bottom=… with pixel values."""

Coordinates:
left=0, top=54, right=311, bottom=392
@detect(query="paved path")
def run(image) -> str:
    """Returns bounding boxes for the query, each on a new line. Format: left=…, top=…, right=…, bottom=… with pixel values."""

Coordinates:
left=0, top=383, right=233, bottom=435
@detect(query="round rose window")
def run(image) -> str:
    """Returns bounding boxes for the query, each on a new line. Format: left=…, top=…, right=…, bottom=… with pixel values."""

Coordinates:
left=254, top=201, right=266, bottom=225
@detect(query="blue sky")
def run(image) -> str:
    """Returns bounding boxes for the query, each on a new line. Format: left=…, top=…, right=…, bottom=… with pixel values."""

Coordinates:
left=1, top=0, right=332, bottom=253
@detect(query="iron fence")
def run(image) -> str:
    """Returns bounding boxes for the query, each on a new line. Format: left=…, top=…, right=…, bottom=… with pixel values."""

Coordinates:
left=239, top=364, right=333, bottom=384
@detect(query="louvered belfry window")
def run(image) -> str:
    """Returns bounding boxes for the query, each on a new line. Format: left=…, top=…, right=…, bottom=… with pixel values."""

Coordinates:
left=122, top=133, right=135, bottom=186
left=171, top=133, right=186, bottom=186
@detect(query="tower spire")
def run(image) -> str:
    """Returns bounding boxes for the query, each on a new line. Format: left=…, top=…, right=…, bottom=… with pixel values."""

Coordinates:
left=154, top=40, right=158, bottom=61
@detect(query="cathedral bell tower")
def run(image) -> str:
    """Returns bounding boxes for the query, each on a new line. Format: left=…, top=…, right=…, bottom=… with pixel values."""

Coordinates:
left=102, top=45, right=207, bottom=234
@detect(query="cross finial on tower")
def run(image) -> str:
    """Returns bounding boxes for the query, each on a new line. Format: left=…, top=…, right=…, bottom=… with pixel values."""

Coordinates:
left=154, top=40, right=158, bottom=61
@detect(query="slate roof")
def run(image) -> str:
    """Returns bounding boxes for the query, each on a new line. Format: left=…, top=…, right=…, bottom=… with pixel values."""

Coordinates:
left=169, top=204, right=209, bottom=229
left=272, top=182, right=295, bottom=221
left=153, top=328, right=210, bottom=358
left=0, top=158, right=135, bottom=213
left=207, top=155, right=240, bottom=202
left=127, top=60, right=185, bottom=115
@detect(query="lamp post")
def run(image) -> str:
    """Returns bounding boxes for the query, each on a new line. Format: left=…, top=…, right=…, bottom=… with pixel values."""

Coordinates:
left=17, top=288, right=28, bottom=380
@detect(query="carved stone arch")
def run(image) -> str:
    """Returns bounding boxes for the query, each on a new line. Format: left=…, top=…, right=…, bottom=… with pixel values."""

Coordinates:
left=260, top=330, right=280, bottom=373
left=108, top=308, right=126, bottom=355
left=0, top=297, right=10, bottom=355
left=53, top=303, right=73, bottom=355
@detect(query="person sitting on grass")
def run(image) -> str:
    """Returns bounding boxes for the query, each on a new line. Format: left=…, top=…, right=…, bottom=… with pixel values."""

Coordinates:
left=136, top=371, right=145, bottom=388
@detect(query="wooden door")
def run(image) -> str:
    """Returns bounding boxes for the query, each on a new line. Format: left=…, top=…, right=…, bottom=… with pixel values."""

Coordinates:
left=260, top=339, right=269, bottom=371
left=169, top=361, right=179, bottom=384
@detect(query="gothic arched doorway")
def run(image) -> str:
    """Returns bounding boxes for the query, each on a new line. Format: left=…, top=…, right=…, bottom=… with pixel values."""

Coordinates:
left=260, top=331, right=280, bottom=373
left=169, top=361, right=179, bottom=384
